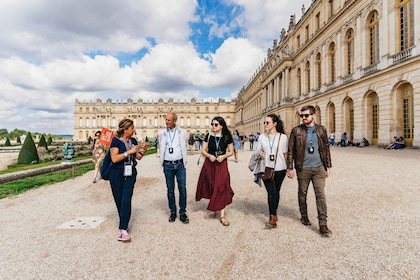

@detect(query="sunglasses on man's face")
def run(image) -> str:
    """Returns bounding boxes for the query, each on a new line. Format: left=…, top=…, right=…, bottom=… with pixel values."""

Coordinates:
left=211, top=123, right=219, bottom=127
left=300, top=114, right=312, bottom=118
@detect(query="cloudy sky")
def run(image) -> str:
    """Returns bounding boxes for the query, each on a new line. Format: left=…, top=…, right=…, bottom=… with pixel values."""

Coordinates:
left=0, top=0, right=312, bottom=135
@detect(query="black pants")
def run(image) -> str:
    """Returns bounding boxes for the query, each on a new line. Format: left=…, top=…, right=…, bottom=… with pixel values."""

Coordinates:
left=263, top=170, right=286, bottom=216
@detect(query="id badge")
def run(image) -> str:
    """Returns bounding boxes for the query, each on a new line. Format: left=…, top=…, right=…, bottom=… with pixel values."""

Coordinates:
left=308, top=147, right=314, bottom=154
left=124, top=162, right=132, bottom=176
left=169, top=147, right=174, bottom=154
left=269, top=154, right=275, bottom=161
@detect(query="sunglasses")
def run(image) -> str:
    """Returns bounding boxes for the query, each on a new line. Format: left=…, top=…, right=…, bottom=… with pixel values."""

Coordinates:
left=211, top=123, right=219, bottom=127
left=95, top=134, right=100, bottom=137
left=263, top=121, right=272, bottom=125
left=300, top=114, right=312, bottom=118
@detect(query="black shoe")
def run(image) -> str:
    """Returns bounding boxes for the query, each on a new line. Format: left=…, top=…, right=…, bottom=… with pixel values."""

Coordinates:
left=169, top=212, right=176, bottom=222
left=301, top=216, right=311, bottom=226
left=180, top=213, right=189, bottom=224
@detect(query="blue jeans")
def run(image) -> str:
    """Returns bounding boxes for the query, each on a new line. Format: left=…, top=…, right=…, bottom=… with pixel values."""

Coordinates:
left=163, top=162, right=187, bottom=214
left=109, top=167, right=137, bottom=230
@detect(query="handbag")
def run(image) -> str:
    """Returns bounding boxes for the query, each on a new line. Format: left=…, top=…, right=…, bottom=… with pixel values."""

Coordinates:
left=261, top=167, right=275, bottom=181
left=259, top=134, right=281, bottom=181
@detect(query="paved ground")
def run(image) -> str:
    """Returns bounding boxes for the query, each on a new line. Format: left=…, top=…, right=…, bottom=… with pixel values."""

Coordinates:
left=0, top=147, right=419, bottom=279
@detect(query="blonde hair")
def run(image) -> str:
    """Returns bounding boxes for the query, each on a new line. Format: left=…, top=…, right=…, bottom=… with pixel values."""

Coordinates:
left=116, top=118, right=133, bottom=137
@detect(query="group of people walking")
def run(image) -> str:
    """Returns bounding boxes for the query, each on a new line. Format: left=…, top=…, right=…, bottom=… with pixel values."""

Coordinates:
left=101, top=105, right=333, bottom=242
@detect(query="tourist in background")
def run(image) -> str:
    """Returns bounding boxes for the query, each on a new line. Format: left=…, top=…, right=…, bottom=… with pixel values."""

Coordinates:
left=232, top=130, right=241, bottom=162
left=286, top=105, right=333, bottom=237
left=158, top=112, right=189, bottom=224
left=109, top=118, right=147, bottom=242
left=196, top=116, right=234, bottom=226
left=91, top=130, right=106, bottom=183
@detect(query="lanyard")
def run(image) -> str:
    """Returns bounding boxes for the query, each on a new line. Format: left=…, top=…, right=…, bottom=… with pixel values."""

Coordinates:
left=309, top=126, right=315, bottom=148
left=120, top=137, right=133, bottom=163
left=268, top=133, right=276, bottom=154
left=167, top=127, right=177, bottom=147
left=214, top=133, right=221, bottom=151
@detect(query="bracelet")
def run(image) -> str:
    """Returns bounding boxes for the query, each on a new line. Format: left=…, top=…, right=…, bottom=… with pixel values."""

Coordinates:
left=139, top=152, right=144, bottom=156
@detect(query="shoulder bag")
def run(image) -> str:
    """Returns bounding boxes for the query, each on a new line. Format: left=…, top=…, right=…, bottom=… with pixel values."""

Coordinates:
left=260, top=134, right=281, bottom=181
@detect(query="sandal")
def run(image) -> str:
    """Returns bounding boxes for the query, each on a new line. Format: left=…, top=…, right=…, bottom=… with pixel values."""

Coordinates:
left=209, top=211, right=216, bottom=219
left=220, top=216, right=230, bottom=226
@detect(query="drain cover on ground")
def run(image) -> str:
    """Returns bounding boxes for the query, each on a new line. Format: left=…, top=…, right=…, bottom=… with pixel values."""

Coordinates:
left=57, top=217, right=106, bottom=229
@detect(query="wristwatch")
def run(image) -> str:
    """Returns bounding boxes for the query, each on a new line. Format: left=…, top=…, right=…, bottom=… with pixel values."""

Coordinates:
left=124, top=152, right=128, bottom=157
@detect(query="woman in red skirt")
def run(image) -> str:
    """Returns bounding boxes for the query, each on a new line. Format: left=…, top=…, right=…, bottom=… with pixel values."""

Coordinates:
left=195, top=116, right=234, bottom=226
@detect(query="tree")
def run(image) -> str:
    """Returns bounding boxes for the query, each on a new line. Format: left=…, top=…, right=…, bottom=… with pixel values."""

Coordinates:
left=17, top=132, right=39, bottom=164
left=47, top=136, right=53, bottom=145
left=38, top=134, right=48, bottom=150
left=87, top=136, right=92, bottom=145
left=5, top=138, right=11, bottom=146
left=17, top=137, right=21, bottom=144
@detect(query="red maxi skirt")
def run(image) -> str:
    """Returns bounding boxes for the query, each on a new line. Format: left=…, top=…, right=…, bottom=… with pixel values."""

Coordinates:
left=195, top=158, right=234, bottom=211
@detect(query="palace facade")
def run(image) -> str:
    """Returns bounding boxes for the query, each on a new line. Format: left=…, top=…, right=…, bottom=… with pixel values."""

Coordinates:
left=74, top=0, right=419, bottom=148
left=74, top=98, right=236, bottom=141
left=236, top=0, right=419, bottom=147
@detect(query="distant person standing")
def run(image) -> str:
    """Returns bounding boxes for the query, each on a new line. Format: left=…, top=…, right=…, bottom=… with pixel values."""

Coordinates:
left=286, top=105, right=333, bottom=237
left=249, top=133, right=255, bottom=150
left=91, top=130, right=106, bottom=183
left=329, top=132, right=335, bottom=147
left=158, top=112, right=189, bottom=224
left=109, top=118, right=147, bottom=242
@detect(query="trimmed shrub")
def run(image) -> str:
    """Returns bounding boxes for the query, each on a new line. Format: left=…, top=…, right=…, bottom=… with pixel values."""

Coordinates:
left=87, top=136, right=92, bottom=145
left=38, top=135, right=48, bottom=150
left=47, top=136, right=53, bottom=145
left=5, top=138, right=11, bottom=146
left=17, top=132, right=39, bottom=164
left=17, top=137, right=21, bottom=144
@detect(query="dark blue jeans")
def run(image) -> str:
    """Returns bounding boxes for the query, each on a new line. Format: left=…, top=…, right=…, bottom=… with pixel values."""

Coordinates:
left=263, top=170, right=286, bottom=216
left=163, top=162, right=187, bottom=214
left=109, top=167, right=137, bottom=230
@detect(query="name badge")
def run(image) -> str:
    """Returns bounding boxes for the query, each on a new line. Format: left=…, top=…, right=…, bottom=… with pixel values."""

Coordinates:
left=169, top=147, right=174, bottom=154
left=308, top=147, right=314, bottom=154
left=124, top=162, right=132, bottom=176
left=269, top=154, right=275, bottom=161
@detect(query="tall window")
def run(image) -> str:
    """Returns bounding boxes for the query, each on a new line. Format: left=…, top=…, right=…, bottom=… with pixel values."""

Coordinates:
left=368, top=11, right=379, bottom=64
left=306, top=61, right=311, bottom=94
left=297, top=68, right=302, bottom=96
left=316, top=53, right=322, bottom=89
left=399, top=0, right=414, bottom=51
left=371, top=95, right=378, bottom=140
left=329, top=0, right=334, bottom=18
left=305, top=25, right=309, bottom=42
left=329, top=43, right=336, bottom=82
left=297, top=35, right=301, bottom=48
left=346, top=29, right=354, bottom=75
left=402, top=85, right=414, bottom=142
left=315, top=13, right=320, bottom=31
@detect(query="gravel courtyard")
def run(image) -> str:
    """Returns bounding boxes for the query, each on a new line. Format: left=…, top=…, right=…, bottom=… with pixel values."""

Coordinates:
left=0, top=147, right=419, bottom=279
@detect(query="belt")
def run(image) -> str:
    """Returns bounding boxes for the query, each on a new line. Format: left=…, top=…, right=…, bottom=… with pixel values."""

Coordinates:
left=164, top=159, right=183, bottom=164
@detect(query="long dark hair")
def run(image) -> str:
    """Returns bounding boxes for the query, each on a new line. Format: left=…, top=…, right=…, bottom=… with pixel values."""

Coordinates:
left=212, top=116, right=233, bottom=143
left=267, top=114, right=285, bottom=134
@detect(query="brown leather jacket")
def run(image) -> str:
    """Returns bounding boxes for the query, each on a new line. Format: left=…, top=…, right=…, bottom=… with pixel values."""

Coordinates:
left=286, top=124, right=332, bottom=172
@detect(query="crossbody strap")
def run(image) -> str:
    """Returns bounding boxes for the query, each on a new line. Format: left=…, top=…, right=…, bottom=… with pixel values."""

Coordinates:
left=273, top=133, right=281, bottom=167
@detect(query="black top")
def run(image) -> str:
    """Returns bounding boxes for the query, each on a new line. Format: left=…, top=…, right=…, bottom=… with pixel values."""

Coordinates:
left=204, top=133, right=233, bottom=156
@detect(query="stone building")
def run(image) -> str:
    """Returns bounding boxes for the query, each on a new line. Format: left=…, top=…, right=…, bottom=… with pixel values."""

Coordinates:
left=74, top=98, right=236, bottom=141
left=235, top=0, right=419, bottom=147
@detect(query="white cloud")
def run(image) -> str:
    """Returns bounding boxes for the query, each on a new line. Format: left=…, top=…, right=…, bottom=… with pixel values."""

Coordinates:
left=0, top=0, right=313, bottom=134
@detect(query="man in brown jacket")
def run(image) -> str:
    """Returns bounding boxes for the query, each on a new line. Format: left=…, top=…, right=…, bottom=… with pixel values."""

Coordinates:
left=286, top=105, right=332, bottom=236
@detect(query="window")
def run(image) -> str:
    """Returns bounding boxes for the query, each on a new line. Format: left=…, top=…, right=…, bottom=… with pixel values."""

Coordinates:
left=329, top=43, right=336, bottom=82
left=399, top=0, right=414, bottom=51
left=305, top=25, right=309, bottom=42
left=368, top=11, right=379, bottom=64
left=315, top=13, right=320, bottom=31
left=297, top=35, right=300, bottom=48
left=329, top=0, right=334, bottom=18
left=316, top=53, right=322, bottom=89
left=306, top=61, right=311, bottom=94
left=297, top=68, right=302, bottom=96
left=346, top=29, right=354, bottom=75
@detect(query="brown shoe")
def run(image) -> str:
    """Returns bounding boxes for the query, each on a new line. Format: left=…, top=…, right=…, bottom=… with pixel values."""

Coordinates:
left=301, top=216, right=311, bottom=226
left=266, top=215, right=277, bottom=228
left=319, top=225, right=332, bottom=236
